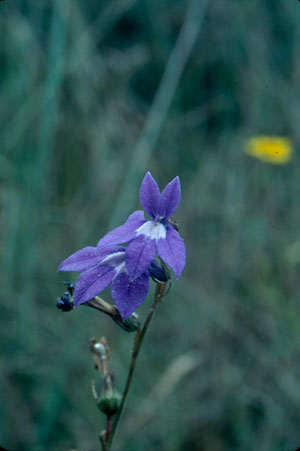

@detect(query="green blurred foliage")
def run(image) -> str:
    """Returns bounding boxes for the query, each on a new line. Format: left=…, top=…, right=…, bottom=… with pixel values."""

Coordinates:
left=1, top=0, right=300, bottom=450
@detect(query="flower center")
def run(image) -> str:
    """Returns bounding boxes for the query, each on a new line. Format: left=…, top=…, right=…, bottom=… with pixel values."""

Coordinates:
left=136, top=220, right=166, bottom=241
left=114, top=261, right=126, bottom=276
left=100, top=251, right=127, bottom=277
left=101, top=251, right=125, bottom=266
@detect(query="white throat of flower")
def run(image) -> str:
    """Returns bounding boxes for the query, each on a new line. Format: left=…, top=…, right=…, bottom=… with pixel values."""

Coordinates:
left=101, top=251, right=124, bottom=265
left=114, top=261, right=126, bottom=277
left=136, top=220, right=166, bottom=241
left=101, top=251, right=127, bottom=276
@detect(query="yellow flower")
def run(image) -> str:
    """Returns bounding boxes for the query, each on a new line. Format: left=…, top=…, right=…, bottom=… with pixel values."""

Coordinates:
left=245, top=136, right=293, bottom=164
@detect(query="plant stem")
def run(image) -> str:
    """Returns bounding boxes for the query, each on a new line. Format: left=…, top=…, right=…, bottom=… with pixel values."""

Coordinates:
left=105, top=415, right=113, bottom=444
left=107, top=282, right=167, bottom=449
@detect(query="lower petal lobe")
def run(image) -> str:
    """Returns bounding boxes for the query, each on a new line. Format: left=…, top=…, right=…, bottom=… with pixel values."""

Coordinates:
left=157, top=226, right=186, bottom=278
left=126, top=236, right=157, bottom=279
left=73, top=265, right=115, bottom=305
left=111, top=271, right=149, bottom=320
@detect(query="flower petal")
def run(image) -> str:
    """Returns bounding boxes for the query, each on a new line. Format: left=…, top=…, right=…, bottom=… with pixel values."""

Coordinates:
left=111, top=271, right=149, bottom=320
left=57, top=246, right=101, bottom=272
left=157, top=176, right=181, bottom=219
left=126, top=210, right=145, bottom=222
left=99, top=246, right=126, bottom=257
left=126, top=236, right=157, bottom=279
left=97, top=219, right=145, bottom=249
left=157, top=226, right=186, bottom=278
left=139, top=171, right=161, bottom=218
left=73, top=265, right=115, bottom=306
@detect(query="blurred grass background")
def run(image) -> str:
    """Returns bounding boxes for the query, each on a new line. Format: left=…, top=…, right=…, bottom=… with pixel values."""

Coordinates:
left=1, top=0, right=300, bottom=450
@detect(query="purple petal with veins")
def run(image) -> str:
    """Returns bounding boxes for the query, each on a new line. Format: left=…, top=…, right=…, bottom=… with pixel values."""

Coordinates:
left=97, top=219, right=145, bottom=249
left=139, top=171, right=161, bottom=218
left=157, top=176, right=181, bottom=219
left=111, top=271, right=149, bottom=320
left=57, top=246, right=101, bottom=272
left=157, top=226, right=186, bottom=278
left=58, top=246, right=125, bottom=272
left=73, top=265, right=116, bottom=305
left=126, top=235, right=157, bottom=279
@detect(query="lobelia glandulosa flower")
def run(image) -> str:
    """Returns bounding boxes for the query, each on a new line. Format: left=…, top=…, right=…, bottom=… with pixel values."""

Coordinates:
left=58, top=246, right=149, bottom=320
left=57, top=172, right=185, bottom=320
left=97, top=172, right=186, bottom=280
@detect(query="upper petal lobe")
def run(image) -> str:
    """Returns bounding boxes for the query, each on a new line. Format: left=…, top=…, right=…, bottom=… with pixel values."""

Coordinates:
left=157, top=226, right=186, bottom=278
left=157, top=176, right=181, bottom=219
left=139, top=172, right=161, bottom=218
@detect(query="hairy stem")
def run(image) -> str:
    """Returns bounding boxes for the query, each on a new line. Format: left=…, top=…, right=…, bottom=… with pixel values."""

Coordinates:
left=107, top=282, right=167, bottom=449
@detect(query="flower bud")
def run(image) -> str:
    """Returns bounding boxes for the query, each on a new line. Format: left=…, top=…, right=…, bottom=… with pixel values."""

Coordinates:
left=97, top=388, right=121, bottom=416
left=111, top=311, right=141, bottom=332
left=56, top=293, right=73, bottom=311
left=149, top=261, right=169, bottom=283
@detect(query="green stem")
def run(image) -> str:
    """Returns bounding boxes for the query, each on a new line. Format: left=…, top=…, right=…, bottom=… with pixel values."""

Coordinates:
left=107, top=282, right=167, bottom=449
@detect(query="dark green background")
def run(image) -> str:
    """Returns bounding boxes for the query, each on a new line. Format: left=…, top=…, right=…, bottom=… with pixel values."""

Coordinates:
left=1, top=1, right=300, bottom=450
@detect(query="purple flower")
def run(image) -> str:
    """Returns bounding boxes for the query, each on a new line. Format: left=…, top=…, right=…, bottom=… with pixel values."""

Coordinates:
left=97, top=172, right=186, bottom=279
left=57, top=246, right=149, bottom=320
left=57, top=172, right=185, bottom=320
